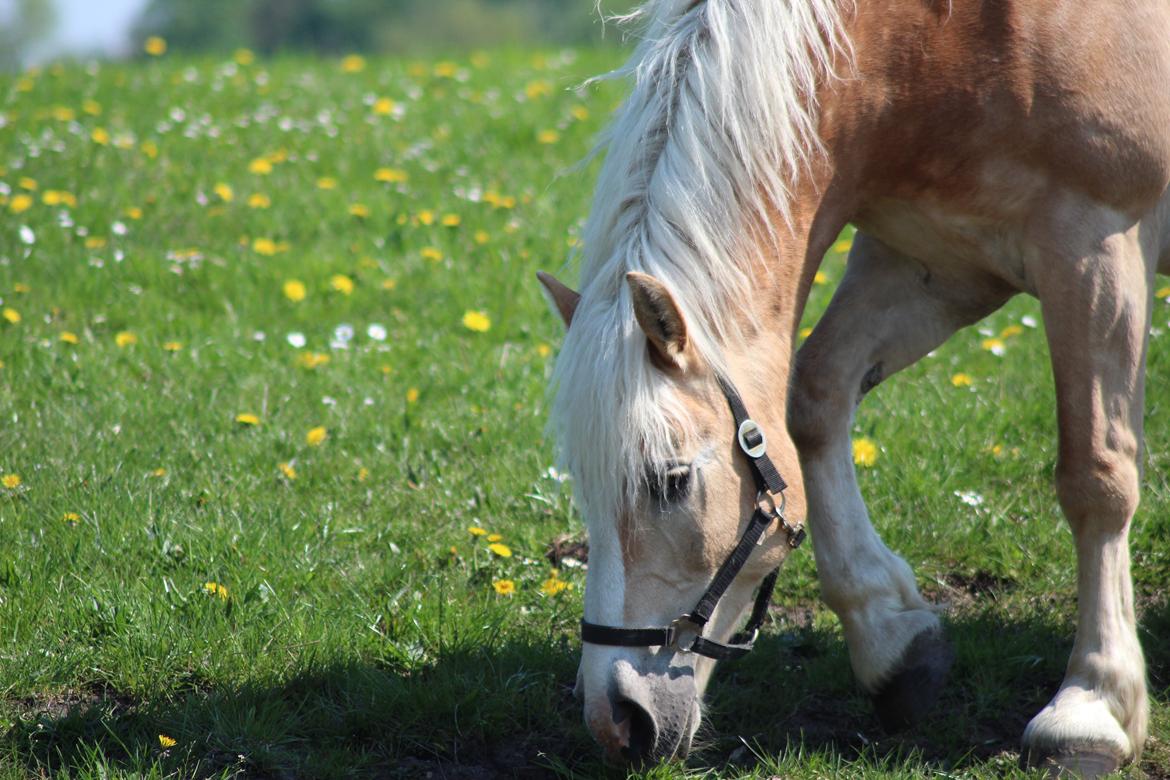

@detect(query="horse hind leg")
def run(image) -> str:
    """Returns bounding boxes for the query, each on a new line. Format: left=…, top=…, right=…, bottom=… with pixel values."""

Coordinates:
left=1021, top=208, right=1152, bottom=775
left=789, top=233, right=1011, bottom=729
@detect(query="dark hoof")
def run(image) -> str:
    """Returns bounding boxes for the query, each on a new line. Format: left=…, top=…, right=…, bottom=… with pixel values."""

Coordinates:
left=1025, top=749, right=1123, bottom=779
left=870, top=628, right=955, bottom=731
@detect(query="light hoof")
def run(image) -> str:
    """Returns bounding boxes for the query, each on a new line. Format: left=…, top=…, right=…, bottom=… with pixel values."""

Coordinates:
left=870, top=627, right=954, bottom=731
left=1024, top=748, right=1123, bottom=779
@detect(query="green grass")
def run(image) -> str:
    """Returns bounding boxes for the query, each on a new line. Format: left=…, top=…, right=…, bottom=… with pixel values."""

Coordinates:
left=0, top=48, right=1167, bottom=778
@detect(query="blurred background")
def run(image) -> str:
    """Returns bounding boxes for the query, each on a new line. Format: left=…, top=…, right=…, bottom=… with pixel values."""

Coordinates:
left=2, top=0, right=635, bottom=69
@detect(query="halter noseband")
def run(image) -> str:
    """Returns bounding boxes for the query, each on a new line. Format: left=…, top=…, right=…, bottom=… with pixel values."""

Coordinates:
left=579, top=375, right=805, bottom=661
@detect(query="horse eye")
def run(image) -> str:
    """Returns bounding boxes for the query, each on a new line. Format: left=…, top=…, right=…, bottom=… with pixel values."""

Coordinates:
left=647, top=464, right=692, bottom=504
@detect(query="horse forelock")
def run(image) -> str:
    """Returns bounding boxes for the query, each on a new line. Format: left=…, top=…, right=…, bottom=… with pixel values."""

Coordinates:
left=550, top=0, right=851, bottom=528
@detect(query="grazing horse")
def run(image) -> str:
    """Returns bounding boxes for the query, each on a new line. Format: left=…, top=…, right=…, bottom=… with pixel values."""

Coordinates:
left=539, top=0, right=1170, bottom=774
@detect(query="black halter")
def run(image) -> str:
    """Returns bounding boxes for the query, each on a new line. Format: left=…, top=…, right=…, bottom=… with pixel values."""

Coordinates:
left=579, top=375, right=805, bottom=661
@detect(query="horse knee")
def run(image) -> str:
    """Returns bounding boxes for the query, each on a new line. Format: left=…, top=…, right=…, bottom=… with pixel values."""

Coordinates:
left=788, top=349, right=852, bottom=454
left=1055, top=450, right=1139, bottom=534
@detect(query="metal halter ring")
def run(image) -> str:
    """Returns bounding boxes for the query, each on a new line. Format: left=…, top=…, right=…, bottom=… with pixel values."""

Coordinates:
left=756, top=489, right=786, bottom=520
left=667, top=616, right=702, bottom=652
left=736, top=418, right=767, bottom=458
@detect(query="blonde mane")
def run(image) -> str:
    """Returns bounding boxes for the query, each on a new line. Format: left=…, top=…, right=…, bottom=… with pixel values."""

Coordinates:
left=551, top=0, right=851, bottom=524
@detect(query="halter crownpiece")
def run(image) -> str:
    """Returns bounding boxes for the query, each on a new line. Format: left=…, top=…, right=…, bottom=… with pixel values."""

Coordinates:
left=579, top=374, right=805, bottom=661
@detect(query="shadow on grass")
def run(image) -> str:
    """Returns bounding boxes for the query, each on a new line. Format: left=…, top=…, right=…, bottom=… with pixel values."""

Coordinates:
left=4, top=602, right=1168, bottom=779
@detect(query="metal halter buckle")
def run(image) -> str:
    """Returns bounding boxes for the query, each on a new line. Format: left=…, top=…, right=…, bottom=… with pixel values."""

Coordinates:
left=667, top=616, right=702, bottom=652
left=736, top=419, right=767, bottom=458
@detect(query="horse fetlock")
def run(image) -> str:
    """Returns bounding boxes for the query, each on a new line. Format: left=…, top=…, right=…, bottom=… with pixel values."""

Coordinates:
left=838, top=601, right=943, bottom=696
left=1022, top=685, right=1143, bottom=775
left=868, top=625, right=954, bottom=730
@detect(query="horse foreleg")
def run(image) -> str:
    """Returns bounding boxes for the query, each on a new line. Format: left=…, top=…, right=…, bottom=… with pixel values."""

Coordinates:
left=1021, top=214, right=1151, bottom=774
left=789, top=232, right=1009, bottom=729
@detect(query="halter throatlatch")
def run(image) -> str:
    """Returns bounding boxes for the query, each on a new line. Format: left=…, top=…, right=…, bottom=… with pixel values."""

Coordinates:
left=579, top=375, right=805, bottom=661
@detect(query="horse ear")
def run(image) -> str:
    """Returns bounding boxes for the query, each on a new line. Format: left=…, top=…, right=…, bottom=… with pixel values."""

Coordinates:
left=626, top=271, right=690, bottom=370
left=536, top=271, right=580, bottom=328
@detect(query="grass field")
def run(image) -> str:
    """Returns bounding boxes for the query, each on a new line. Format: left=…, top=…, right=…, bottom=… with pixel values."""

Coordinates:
left=0, top=45, right=1168, bottom=779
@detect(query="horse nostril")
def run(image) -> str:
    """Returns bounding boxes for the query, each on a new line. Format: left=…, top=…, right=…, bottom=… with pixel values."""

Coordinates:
left=615, top=699, right=657, bottom=762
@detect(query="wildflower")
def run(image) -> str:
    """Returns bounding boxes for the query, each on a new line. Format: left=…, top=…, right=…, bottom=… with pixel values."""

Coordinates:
left=340, top=54, right=366, bottom=73
left=252, top=238, right=277, bottom=256
left=493, top=579, right=516, bottom=596
left=247, top=193, right=270, bottom=209
left=1, top=474, right=21, bottom=489
left=144, top=36, right=167, bottom=56
left=51, top=105, right=76, bottom=121
left=125, top=206, right=143, bottom=219
left=235, top=413, right=260, bottom=426
left=541, top=574, right=570, bottom=596
left=279, top=462, right=297, bottom=480
left=372, top=97, right=396, bottom=115
left=417, top=210, right=434, bottom=226
left=163, top=341, right=183, bottom=351
left=213, top=183, right=234, bottom=202
left=468, top=526, right=487, bottom=536
left=381, top=278, right=397, bottom=290
left=330, top=275, right=354, bottom=295
left=348, top=203, right=370, bottom=218
left=306, top=426, right=327, bottom=446
left=317, top=177, right=337, bottom=190
left=203, top=581, right=229, bottom=600
left=814, top=271, right=829, bottom=285
left=115, top=331, right=137, bottom=347
left=462, top=310, right=491, bottom=333
left=234, top=48, right=255, bottom=65
left=537, top=129, right=560, bottom=144
left=536, top=343, right=551, bottom=358
left=141, top=140, right=159, bottom=159
left=18, top=177, right=36, bottom=191
left=296, top=351, right=330, bottom=369
left=63, top=512, right=81, bottom=524
left=91, top=127, right=110, bottom=145
left=8, top=194, right=31, bottom=214
left=981, top=337, right=1006, bottom=356
left=421, top=247, right=442, bottom=262
left=833, top=238, right=853, bottom=253
left=287, top=332, right=307, bottom=348
left=571, top=105, right=590, bottom=121
left=82, top=99, right=102, bottom=116
left=406, top=387, right=419, bottom=403
left=474, top=230, right=490, bottom=245
left=151, top=467, right=167, bottom=477
left=1157, top=286, right=1170, bottom=300
left=158, top=734, right=177, bottom=748
left=85, top=237, right=107, bottom=250
left=441, top=213, right=460, bottom=227
left=487, top=533, right=503, bottom=543
left=13, top=283, right=29, bottom=293
left=357, top=467, right=369, bottom=481
left=852, top=437, right=878, bottom=468
left=59, top=331, right=79, bottom=345
left=1000, top=324, right=1024, bottom=338
left=375, top=167, right=407, bottom=183
left=3, top=308, right=21, bottom=324
left=799, top=326, right=813, bottom=338
left=282, top=279, right=306, bottom=302
left=525, top=80, right=552, bottom=99
left=488, top=542, right=512, bottom=558
left=248, top=157, right=272, bottom=175
left=951, top=373, right=974, bottom=387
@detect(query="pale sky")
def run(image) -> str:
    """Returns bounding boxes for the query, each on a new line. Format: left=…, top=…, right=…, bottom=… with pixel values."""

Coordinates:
left=27, top=0, right=151, bottom=64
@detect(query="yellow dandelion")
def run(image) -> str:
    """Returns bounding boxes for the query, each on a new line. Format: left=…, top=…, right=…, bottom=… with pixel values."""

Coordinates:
left=279, top=462, right=297, bottom=480
left=63, top=512, right=81, bottom=523
left=305, top=426, right=327, bottom=446
left=799, top=326, right=813, bottom=338
left=203, top=581, right=229, bottom=601
left=125, top=206, right=143, bottom=219
left=571, top=105, right=590, bottom=121
left=536, top=343, right=551, bottom=358
left=340, top=54, right=366, bottom=73
left=417, top=210, right=434, bottom=226
left=3, top=308, right=22, bottom=324
left=51, top=105, right=76, bottom=121
left=1, top=474, right=21, bottom=489
left=462, top=310, right=491, bottom=333
left=296, top=351, right=330, bottom=369
left=375, top=167, right=407, bottom=183
left=406, top=387, right=420, bottom=403
left=316, top=177, right=338, bottom=190
left=163, top=341, right=183, bottom=352
left=525, top=80, right=552, bottom=99
left=433, top=61, right=458, bottom=78
left=852, top=437, right=878, bottom=468
left=441, top=213, right=460, bottom=227
left=91, top=127, right=110, bottom=145
left=85, top=236, right=107, bottom=250
left=144, top=36, right=167, bottom=56
left=151, top=467, right=167, bottom=477
left=248, top=157, right=272, bottom=175
left=13, top=283, right=29, bottom=293
left=235, top=413, right=260, bottom=426
left=814, top=271, right=829, bottom=285
left=488, top=542, right=512, bottom=558
left=833, top=238, right=853, bottom=254
left=348, top=203, right=370, bottom=218
left=357, top=467, right=369, bottom=482
left=981, top=337, right=1006, bottom=355
left=468, top=526, right=488, bottom=536
left=59, top=331, right=79, bottom=345
left=486, top=533, right=503, bottom=543
left=114, top=331, right=137, bottom=347
left=82, top=99, right=101, bottom=116
left=493, top=579, right=516, bottom=596
left=421, top=247, right=442, bottom=262
left=537, top=129, right=560, bottom=144
left=18, top=177, right=36, bottom=191
left=158, top=734, right=177, bottom=748
left=1156, top=286, right=1170, bottom=300
left=381, top=278, right=398, bottom=291
left=141, top=140, right=159, bottom=159
left=9, top=194, right=32, bottom=214
left=253, top=237, right=278, bottom=256
left=951, top=373, right=974, bottom=387
left=213, top=182, right=234, bottom=202
left=474, top=230, right=490, bottom=245
left=282, top=279, right=306, bottom=302
left=540, top=576, right=569, bottom=596
left=1000, top=324, right=1024, bottom=338
left=372, top=97, right=396, bottom=115
left=330, top=275, right=354, bottom=295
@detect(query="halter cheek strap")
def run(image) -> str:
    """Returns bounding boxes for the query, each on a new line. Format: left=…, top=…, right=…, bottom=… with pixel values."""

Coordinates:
left=579, top=374, right=805, bottom=661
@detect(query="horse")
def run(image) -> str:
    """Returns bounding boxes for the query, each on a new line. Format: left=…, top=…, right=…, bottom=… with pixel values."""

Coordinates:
left=538, top=0, right=1170, bottom=774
